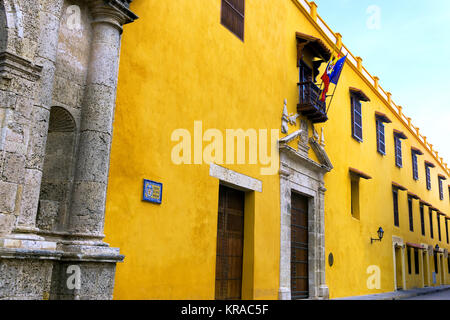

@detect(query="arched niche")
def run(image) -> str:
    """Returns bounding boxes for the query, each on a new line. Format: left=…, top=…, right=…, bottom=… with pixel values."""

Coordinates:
left=37, top=106, right=77, bottom=232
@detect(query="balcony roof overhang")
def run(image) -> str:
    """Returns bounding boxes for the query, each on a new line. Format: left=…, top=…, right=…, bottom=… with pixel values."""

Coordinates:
left=296, top=32, right=332, bottom=62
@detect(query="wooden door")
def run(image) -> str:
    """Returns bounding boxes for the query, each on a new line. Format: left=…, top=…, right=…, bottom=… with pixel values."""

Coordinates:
left=395, top=247, right=403, bottom=290
left=291, top=193, right=309, bottom=300
left=215, top=185, right=245, bottom=300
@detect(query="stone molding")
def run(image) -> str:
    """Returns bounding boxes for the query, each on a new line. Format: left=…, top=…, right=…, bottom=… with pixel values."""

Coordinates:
left=0, top=51, right=42, bottom=81
left=209, top=163, right=263, bottom=193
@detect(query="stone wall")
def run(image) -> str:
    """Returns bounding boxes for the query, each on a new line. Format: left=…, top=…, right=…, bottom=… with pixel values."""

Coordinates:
left=0, top=0, right=137, bottom=300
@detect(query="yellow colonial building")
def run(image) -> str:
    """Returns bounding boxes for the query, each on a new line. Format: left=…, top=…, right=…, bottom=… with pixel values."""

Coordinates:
left=103, top=0, right=450, bottom=299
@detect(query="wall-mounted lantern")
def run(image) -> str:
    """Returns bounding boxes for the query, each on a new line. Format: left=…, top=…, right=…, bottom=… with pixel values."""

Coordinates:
left=371, top=227, right=384, bottom=244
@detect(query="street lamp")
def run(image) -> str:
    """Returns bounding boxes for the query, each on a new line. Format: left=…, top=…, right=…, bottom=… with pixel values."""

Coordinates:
left=371, top=227, right=384, bottom=244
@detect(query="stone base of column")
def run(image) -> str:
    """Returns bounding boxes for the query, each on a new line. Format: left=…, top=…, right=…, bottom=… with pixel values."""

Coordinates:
left=317, top=285, right=330, bottom=300
left=278, top=287, right=291, bottom=300
left=0, top=237, right=123, bottom=300
left=50, top=242, right=124, bottom=300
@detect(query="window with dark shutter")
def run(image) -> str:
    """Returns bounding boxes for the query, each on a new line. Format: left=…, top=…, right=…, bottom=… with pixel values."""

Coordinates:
left=393, top=131, right=407, bottom=168
left=407, top=248, right=412, bottom=274
left=414, top=248, right=419, bottom=275
left=393, top=189, right=399, bottom=227
left=394, top=136, right=402, bottom=167
left=221, top=0, right=245, bottom=41
left=425, top=161, right=435, bottom=191
left=438, top=177, right=444, bottom=200
left=411, top=148, right=423, bottom=180
left=412, top=153, right=418, bottom=180
left=376, top=120, right=386, bottom=155
left=375, top=112, right=391, bottom=155
left=420, top=204, right=425, bottom=236
left=351, top=96, right=363, bottom=142
left=408, top=197, right=414, bottom=232
left=434, top=253, right=438, bottom=274
left=437, top=214, right=442, bottom=241
left=429, top=208, right=434, bottom=239
left=446, top=219, right=449, bottom=244
left=426, top=166, right=431, bottom=190
left=448, top=256, right=450, bottom=274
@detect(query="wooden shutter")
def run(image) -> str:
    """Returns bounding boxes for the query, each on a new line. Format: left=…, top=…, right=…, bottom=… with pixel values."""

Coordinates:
left=437, top=214, right=442, bottom=241
left=426, top=165, right=431, bottom=190
left=412, top=153, right=419, bottom=180
left=429, top=208, right=434, bottom=239
left=395, top=136, right=402, bottom=167
left=414, top=249, right=420, bottom=275
left=221, top=0, right=245, bottom=41
left=438, top=178, right=444, bottom=200
left=408, top=197, right=414, bottom=232
left=351, top=97, right=363, bottom=141
left=434, top=253, right=438, bottom=273
left=376, top=120, right=386, bottom=155
left=393, top=189, right=399, bottom=227
left=407, top=248, right=412, bottom=274
left=448, top=257, right=450, bottom=274
left=420, top=204, right=425, bottom=236
left=446, top=219, right=449, bottom=244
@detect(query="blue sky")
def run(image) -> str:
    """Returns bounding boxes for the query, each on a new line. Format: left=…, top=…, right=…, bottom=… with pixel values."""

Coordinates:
left=315, top=0, right=450, bottom=163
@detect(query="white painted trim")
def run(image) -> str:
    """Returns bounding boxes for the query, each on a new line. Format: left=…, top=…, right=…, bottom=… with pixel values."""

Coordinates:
left=209, top=163, right=262, bottom=193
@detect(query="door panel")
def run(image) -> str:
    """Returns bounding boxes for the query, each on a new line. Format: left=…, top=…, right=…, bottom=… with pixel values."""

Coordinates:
left=291, top=192, right=309, bottom=300
left=215, top=185, right=245, bottom=300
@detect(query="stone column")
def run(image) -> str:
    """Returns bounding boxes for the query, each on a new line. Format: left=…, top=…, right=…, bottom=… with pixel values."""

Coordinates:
left=316, top=184, right=329, bottom=299
left=69, top=0, right=137, bottom=238
left=278, top=164, right=291, bottom=300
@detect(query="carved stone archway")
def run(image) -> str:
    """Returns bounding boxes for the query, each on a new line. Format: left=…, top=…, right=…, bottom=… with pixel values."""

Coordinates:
left=278, top=121, right=333, bottom=300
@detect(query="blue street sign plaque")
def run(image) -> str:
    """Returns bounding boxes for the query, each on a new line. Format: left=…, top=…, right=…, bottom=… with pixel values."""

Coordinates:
left=143, top=179, right=163, bottom=204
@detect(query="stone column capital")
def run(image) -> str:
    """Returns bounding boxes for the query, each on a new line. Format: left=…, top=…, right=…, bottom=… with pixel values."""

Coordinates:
left=89, top=0, right=138, bottom=33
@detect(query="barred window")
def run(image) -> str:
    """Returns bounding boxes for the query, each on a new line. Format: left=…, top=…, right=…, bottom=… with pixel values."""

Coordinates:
left=412, top=153, right=419, bottom=180
left=425, top=165, right=432, bottom=190
left=394, top=136, right=402, bottom=168
left=376, top=119, right=386, bottom=155
left=351, top=96, right=363, bottom=142
left=221, top=0, right=245, bottom=41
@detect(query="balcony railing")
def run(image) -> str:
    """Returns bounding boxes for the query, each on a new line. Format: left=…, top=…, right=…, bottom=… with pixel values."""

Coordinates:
left=297, top=81, right=328, bottom=123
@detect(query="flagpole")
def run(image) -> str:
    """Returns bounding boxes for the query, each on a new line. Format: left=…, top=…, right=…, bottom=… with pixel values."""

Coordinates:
left=326, top=84, right=338, bottom=114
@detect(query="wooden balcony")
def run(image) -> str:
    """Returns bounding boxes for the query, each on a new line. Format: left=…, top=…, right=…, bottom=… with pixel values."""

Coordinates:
left=297, top=81, right=328, bottom=123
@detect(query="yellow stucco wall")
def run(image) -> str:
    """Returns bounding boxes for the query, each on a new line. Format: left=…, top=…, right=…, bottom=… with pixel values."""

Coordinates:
left=104, top=0, right=450, bottom=300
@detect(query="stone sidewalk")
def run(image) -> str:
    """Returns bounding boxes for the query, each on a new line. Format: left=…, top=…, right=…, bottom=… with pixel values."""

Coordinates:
left=334, top=285, right=450, bottom=300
